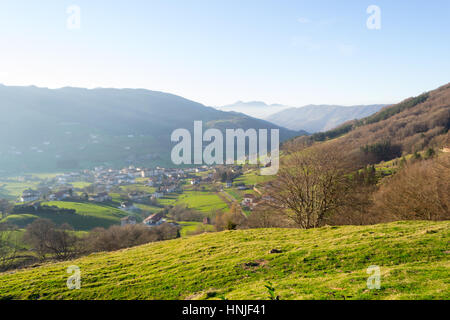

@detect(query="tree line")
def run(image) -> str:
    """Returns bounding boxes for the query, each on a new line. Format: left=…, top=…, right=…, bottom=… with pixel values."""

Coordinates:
left=0, top=219, right=179, bottom=271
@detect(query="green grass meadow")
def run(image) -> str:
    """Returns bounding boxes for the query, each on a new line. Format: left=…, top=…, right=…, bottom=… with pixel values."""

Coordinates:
left=1, top=201, right=128, bottom=231
left=0, top=221, right=448, bottom=300
left=175, top=191, right=229, bottom=214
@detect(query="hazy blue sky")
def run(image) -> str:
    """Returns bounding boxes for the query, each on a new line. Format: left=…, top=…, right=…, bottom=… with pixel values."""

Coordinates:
left=0, top=0, right=449, bottom=106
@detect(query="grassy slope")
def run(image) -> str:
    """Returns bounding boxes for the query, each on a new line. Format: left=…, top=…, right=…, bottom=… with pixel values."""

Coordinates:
left=0, top=201, right=128, bottom=231
left=177, top=221, right=215, bottom=237
left=234, top=171, right=274, bottom=186
left=120, top=185, right=156, bottom=194
left=41, top=201, right=124, bottom=219
left=175, top=191, right=229, bottom=215
left=0, top=175, right=87, bottom=199
left=0, top=220, right=448, bottom=300
left=0, top=181, right=40, bottom=200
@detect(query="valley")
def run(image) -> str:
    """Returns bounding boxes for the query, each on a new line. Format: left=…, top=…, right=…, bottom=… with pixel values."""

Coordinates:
left=0, top=82, right=449, bottom=301
left=1, top=0, right=449, bottom=306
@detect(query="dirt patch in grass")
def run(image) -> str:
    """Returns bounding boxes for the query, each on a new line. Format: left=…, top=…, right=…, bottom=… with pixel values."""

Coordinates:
left=242, top=259, right=268, bottom=269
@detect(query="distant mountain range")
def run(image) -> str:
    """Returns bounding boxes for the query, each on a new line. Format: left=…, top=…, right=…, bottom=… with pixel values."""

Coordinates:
left=215, top=101, right=291, bottom=118
left=0, top=85, right=303, bottom=174
left=266, top=104, right=387, bottom=133
left=286, top=83, right=450, bottom=164
left=217, top=101, right=387, bottom=133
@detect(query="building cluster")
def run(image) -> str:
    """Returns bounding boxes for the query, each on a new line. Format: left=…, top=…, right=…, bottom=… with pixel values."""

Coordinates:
left=18, top=165, right=213, bottom=204
left=16, top=163, right=262, bottom=229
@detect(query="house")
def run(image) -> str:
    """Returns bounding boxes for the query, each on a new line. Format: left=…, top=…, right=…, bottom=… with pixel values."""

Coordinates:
left=119, top=201, right=141, bottom=213
left=165, top=185, right=177, bottom=193
left=241, top=194, right=256, bottom=206
left=56, top=176, right=67, bottom=185
left=168, top=221, right=180, bottom=228
left=20, top=189, right=41, bottom=202
left=201, top=176, right=212, bottom=183
left=203, top=217, right=211, bottom=225
left=191, top=179, right=200, bottom=185
left=151, top=192, right=164, bottom=199
left=129, top=192, right=152, bottom=203
left=225, top=180, right=233, bottom=188
left=48, top=189, right=72, bottom=201
left=90, top=192, right=111, bottom=202
left=128, top=192, right=143, bottom=201
left=121, top=216, right=137, bottom=226
left=143, top=212, right=165, bottom=227
left=262, top=195, right=274, bottom=202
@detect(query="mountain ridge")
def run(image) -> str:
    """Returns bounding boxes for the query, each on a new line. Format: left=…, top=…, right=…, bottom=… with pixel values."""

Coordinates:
left=266, top=104, right=387, bottom=132
left=284, top=82, right=450, bottom=165
left=0, top=85, right=303, bottom=174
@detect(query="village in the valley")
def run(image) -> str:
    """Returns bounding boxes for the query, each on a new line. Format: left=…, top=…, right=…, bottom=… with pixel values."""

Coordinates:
left=0, top=163, right=270, bottom=235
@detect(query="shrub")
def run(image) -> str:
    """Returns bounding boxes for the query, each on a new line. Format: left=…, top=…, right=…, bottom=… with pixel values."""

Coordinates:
left=83, top=223, right=179, bottom=253
left=168, top=205, right=203, bottom=222
left=23, top=219, right=79, bottom=261
left=360, top=141, right=402, bottom=163
left=371, top=154, right=450, bottom=221
left=215, top=203, right=246, bottom=231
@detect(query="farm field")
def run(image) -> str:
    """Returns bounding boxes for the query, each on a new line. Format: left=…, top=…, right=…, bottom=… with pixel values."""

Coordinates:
left=71, top=182, right=92, bottom=189
left=0, top=181, right=40, bottom=200
left=174, top=191, right=229, bottom=214
left=224, top=189, right=243, bottom=201
left=0, top=177, right=91, bottom=200
left=234, top=171, right=274, bottom=186
left=134, top=203, right=162, bottom=214
left=6, top=201, right=130, bottom=230
left=157, top=193, right=179, bottom=206
left=0, top=220, right=448, bottom=300
left=176, top=221, right=215, bottom=237
left=41, top=201, right=126, bottom=220
left=120, top=185, right=156, bottom=194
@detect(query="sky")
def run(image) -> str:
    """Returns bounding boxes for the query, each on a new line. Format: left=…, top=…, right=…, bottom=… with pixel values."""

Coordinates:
left=0, top=0, right=449, bottom=107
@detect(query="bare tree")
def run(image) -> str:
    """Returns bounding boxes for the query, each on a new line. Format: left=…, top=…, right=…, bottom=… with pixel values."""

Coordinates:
left=243, top=203, right=292, bottom=228
left=83, top=223, right=180, bottom=253
left=326, top=182, right=377, bottom=225
left=215, top=202, right=246, bottom=231
left=372, top=154, right=450, bottom=221
left=265, top=148, right=350, bottom=229
left=0, top=223, right=19, bottom=271
left=23, top=219, right=78, bottom=261
left=0, top=199, right=13, bottom=219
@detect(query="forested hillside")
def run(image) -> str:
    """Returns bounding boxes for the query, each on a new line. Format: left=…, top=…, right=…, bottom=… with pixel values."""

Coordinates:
left=285, top=83, right=450, bottom=165
left=0, top=85, right=302, bottom=174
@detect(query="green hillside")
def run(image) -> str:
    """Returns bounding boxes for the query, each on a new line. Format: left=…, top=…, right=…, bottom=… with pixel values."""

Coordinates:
left=0, top=220, right=448, bottom=300
left=1, top=201, right=127, bottom=231
left=175, top=191, right=228, bottom=214
left=0, top=85, right=302, bottom=175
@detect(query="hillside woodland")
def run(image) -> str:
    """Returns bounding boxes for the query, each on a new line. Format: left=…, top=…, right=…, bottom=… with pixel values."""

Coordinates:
left=259, top=83, right=450, bottom=228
